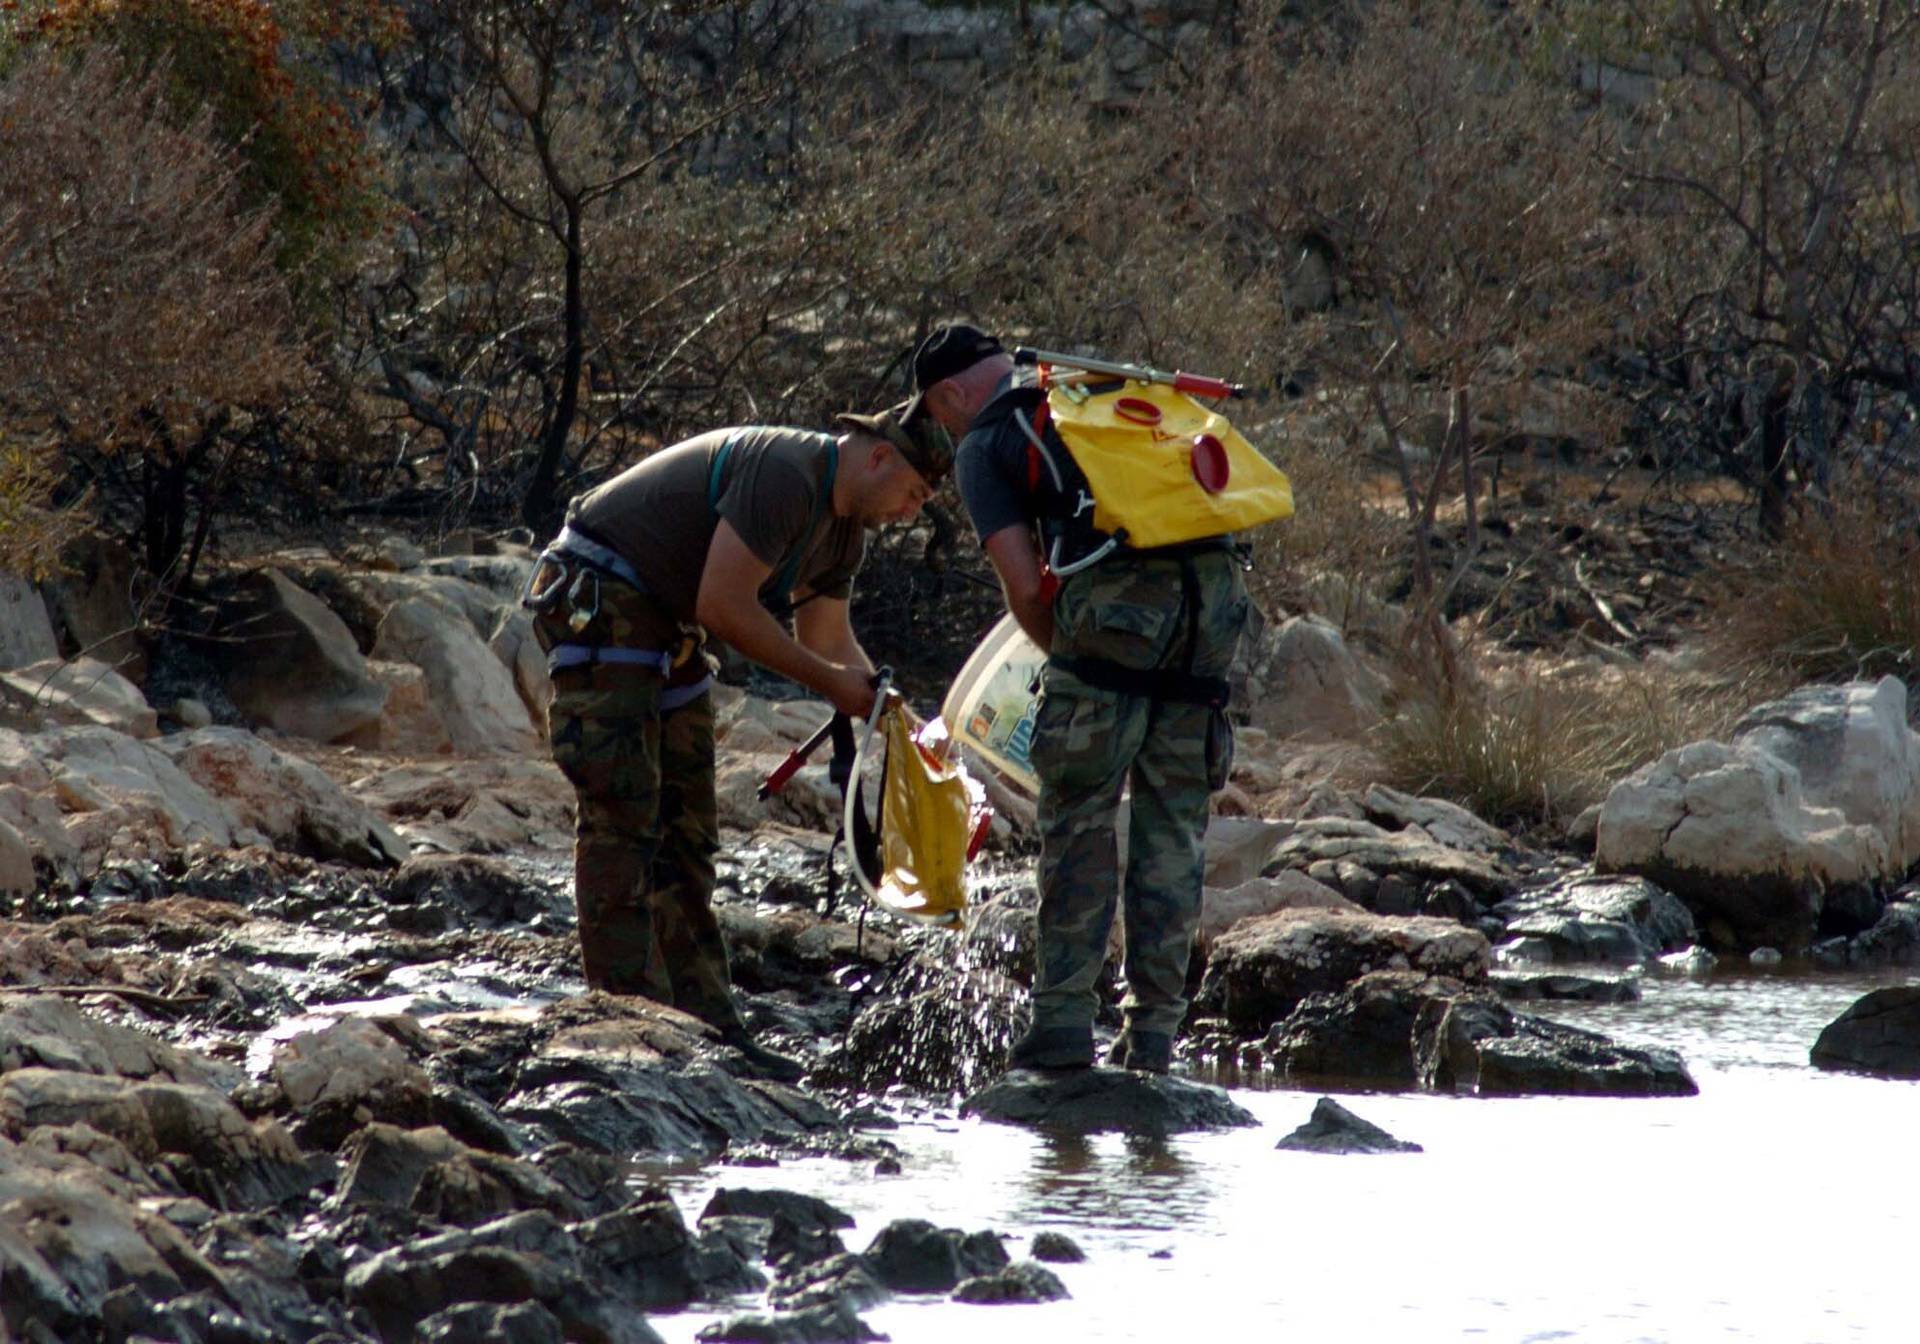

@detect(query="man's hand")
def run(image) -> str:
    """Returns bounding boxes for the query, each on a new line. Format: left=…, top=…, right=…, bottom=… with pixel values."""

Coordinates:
left=820, top=663, right=878, bottom=720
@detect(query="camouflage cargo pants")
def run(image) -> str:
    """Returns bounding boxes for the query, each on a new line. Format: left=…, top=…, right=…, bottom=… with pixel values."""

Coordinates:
left=532, top=566, right=739, bottom=1031
left=1029, top=546, right=1249, bottom=1037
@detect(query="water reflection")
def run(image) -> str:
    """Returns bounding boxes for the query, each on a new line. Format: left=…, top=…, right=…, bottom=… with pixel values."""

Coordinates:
left=1012, top=1130, right=1213, bottom=1232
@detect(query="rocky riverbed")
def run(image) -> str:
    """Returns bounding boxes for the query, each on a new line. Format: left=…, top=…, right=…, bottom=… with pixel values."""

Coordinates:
left=5, top=542, right=1920, bottom=1342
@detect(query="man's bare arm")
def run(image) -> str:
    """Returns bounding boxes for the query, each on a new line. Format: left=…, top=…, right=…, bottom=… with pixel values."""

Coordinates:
left=696, top=521, right=875, bottom=717
left=793, top=594, right=873, bottom=674
left=982, top=524, right=1054, bottom=650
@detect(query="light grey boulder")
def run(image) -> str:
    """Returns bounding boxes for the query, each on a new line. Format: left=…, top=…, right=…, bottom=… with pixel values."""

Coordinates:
left=33, top=724, right=239, bottom=853
left=1198, top=870, right=1358, bottom=956
left=154, top=725, right=408, bottom=866
left=1240, top=613, right=1383, bottom=741
left=373, top=598, right=540, bottom=755
left=1, top=656, right=157, bottom=738
left=1597, top=679, right=1920, bottom=952
left=0, top=571, right=60, bottom=670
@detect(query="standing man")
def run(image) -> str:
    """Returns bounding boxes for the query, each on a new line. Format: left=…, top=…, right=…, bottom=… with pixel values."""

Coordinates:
left=914, top=326, right=1249, bottom=1075
left=525, top=402, right=951, bottom=1080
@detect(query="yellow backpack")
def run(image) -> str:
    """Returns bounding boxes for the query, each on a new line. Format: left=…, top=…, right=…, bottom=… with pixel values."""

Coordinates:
left=1043, top=375, right=1294, bottom=549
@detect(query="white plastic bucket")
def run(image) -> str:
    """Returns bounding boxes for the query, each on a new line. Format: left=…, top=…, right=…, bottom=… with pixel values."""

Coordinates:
left=940, top=612, right=1045, bottom=797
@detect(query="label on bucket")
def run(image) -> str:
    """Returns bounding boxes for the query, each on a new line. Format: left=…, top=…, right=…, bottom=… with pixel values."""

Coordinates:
left=940, top=612, right=1045, bottom=797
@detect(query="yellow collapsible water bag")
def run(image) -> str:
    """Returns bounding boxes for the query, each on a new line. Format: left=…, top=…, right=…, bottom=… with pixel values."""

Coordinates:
left=1047, top=380, right=1293, bottom=549
left=875, top=701, right=973, bottom=923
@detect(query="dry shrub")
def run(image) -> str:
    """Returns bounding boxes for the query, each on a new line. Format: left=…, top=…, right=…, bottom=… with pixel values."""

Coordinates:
left=0, top=46, right=302, bottom=581
left=1709, top=477, right=1920, bottom=689
left=1376, top=656, right=1755, bottom=831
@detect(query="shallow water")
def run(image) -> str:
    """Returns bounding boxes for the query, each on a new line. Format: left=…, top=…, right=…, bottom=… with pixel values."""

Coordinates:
left=653, top=969, right=1920, bottom=1344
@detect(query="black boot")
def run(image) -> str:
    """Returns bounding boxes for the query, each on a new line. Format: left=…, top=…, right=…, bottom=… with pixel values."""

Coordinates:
left=1008, top=1024, right=1094, bottom=1072
left=1117, top=1029, right=1173, bottom=1075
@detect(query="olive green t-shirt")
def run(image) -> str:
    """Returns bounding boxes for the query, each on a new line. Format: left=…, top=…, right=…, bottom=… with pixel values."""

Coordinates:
left=566, top=426, right=863, bottom=623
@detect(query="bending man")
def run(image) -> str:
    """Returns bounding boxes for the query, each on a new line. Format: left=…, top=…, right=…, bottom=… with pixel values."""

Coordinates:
left=914, top=326, right=1248, bottom=1075
left=526, top=403, right=951, bottom=1079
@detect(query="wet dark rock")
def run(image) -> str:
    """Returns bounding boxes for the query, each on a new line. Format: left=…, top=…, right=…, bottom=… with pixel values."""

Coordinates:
left=1028, top=1230, right=1085, bottom=1263
left=1490, top=873, right=1696, bottom=966
left=1489, top=969, right=1642, bottom=1003
left=1819, top=880, right=1886, bottom=939
left=0, top=1068, right=319, bottom=1209
left=702, top=1186, right=856, bottom=1233
left=524, top=1142, right=632, bottom=1217
left=1269, top=970, right=1698, bottom=1096
left=864, top=1219, right=1008, bottom=1294
left=1263, top=971, right=1448, bottom=1088
left=697, top=1298, right=883, bottom=1343
left=387, top=854, right=565, bottom=931
left=1419, top=994, right=1697, bottom=1097
left=343, top=1209, right=665, bottom=1344
left=1837, top=899, right=1920, bottom=968
left=0, top=993, right=238, bottom=1088
left=0, top=1136, right=353, bottom=1344
left=1195, top=907, right=1492, bottom=1035
left=721, top=906, right=903, bottom=997
left=768, top=1250, right=890, bottom=1312
left=272, top=1015, right=434, bottom=1150
left=1811, top=986, right=1920, bottom=1078
left=433, top=996, right=839, bottom=1160
left=952, top=1258, right=1070, bottom=1304
left=336, top=1123, right=592, bottom=1226
left=822, top=956, right=1024, bottom=1095
left=505, top=1049, right=838, bottom=1160
left=418, top=1300, right=567, bottom=1344
left=574, top=1190, right=726, bottom=1312
left=960, top=1068, right=1258, bottom=1137
left=692, top=1216, right=775, bottom=1295
left=427, top=1081, right=520, bottom=1156
left=1276, top=1097, right=1422, bottom=1153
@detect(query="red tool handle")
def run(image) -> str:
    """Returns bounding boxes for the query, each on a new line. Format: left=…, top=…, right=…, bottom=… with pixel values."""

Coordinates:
left=757, top=718, right=836, bottom=799
left=1171, top=372, right=1243, bottom=400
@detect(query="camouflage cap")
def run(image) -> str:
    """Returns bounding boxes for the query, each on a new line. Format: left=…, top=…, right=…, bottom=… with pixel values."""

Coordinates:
left=835, top=394, right=953, bottom=485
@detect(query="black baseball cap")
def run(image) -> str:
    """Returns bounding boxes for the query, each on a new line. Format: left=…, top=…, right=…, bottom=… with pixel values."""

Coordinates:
left=911, top=324, right=1005, bottom=393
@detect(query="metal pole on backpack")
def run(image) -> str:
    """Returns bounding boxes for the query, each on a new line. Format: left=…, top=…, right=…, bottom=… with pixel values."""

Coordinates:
left=1012, top=347, right=1248, bottom=400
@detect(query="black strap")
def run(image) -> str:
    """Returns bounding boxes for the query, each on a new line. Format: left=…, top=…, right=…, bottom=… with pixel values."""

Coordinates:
left=1051, top=653, right=1230, bottom=708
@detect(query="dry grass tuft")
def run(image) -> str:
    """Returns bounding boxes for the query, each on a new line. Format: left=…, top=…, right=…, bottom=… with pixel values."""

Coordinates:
left=1709, top=481, right=1920, bottom=690
left=1375, top=657, right=1757, bottom=832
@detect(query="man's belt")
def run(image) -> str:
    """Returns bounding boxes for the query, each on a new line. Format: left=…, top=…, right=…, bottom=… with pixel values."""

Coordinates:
left=545, top=642, right=712, bottom=708
left=1049, top=653, right=1230, bottom=709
